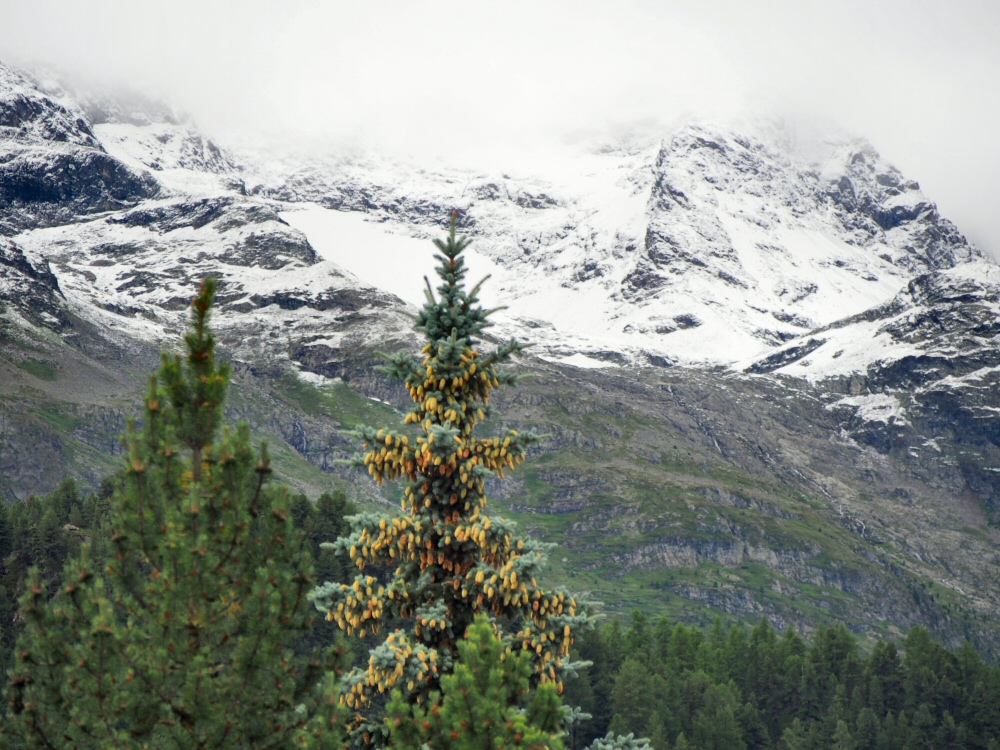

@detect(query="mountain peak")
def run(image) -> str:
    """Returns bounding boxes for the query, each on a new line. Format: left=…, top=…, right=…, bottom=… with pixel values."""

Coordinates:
left=0, top=61, right=102, bottom=149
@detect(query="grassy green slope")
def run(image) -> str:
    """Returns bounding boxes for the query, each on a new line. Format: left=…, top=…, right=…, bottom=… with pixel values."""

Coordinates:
left=2, top=327, right=997, bottom=656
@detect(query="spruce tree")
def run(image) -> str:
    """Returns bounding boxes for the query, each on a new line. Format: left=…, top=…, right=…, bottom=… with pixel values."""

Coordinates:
left=3, top=280, right=343, bottom=749
left=310, top=216, right=585, bottom=744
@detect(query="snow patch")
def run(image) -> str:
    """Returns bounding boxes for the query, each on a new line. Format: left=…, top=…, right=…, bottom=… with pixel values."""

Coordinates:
left=296, top=369, right=341, bottom=387
left=280, top=205, right=505, bottom=310
left=540, top=353, right=619, bottom=369
left=828, top=393, right=908, bottom=425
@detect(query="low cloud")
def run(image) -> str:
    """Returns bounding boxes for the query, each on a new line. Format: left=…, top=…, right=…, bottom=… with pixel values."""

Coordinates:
left=1, top=0, right=997, bottom=252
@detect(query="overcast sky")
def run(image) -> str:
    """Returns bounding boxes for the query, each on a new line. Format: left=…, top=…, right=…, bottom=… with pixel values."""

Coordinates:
left=1, top=0, right=997, bottom=253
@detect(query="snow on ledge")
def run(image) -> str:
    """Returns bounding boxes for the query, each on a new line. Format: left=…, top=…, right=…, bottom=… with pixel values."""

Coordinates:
left=540, top=353, right=619, bottom=370
left=826, top=393, right=908, bottom=425
left=295, top=368, right=342, bottom=387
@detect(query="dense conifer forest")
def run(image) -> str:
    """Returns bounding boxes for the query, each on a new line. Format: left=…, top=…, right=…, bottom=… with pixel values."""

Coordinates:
left=562, top=611, right=1000, bottom=749
left=4, top=478, right=1000, bottom=749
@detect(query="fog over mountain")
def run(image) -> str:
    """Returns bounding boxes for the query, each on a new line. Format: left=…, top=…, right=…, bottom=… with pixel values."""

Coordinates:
left=0, top=0, right=998, bottom=254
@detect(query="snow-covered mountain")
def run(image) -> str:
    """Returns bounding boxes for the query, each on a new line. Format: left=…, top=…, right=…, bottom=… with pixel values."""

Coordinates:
left=3, top=57, right=987, bottom=377
left=237, top=116, right=980, bottom=369
left=6, top=54, right=1000, bottom=496
left=5, top=60, right=1000, bottom=649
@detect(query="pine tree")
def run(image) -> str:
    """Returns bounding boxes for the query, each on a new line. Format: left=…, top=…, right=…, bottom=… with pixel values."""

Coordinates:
left=778, top=719, right=809, bottom=750
left=610, top=659, right=660, bottom=733
left=691, top=683, right=747, bottom=750
left=643, top=711, right=668, bottom=750
left=385, top=616, right=566, bottom=750
left=310, top=216, right=585, bottom=744
left=0, top=498, right=13, bottom=676
left=831, top=719, right=856, bottom=750
left=3, top=280, right=343, bottom=749
left=312, top=491, right=354, bottom=586
left=855, top=707, right=880, bottom=750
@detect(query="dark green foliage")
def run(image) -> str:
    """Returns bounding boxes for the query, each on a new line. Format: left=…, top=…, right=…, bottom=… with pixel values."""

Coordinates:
left=610, top=659, right=663, bottom=735
left=311, top=491, right=355, bottom=587
left=289, top=490, right=356, bottom=658
left=2, top=280, right=345, bottom=749
left=385, top=616, right=566, bottom=749
left=0, top=481, right=355, bottom=702
left=0, top=478, right=102, bottom=679
left=559, top=615, right=1000, bottom=749
left=691, top=683, right=746, bottom=750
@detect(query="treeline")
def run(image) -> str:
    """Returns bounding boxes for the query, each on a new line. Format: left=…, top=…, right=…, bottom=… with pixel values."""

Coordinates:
left=0, top=476, right=356, bottom=680
left=563, top=610, right=1000, bottom=749
left=0, top=478, right=108, bottom=677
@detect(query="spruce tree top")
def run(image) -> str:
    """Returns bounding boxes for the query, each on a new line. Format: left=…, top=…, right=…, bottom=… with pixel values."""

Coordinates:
left=383, top=211, right=525, bottom=442
left=413, top=213, right=491, bottom=348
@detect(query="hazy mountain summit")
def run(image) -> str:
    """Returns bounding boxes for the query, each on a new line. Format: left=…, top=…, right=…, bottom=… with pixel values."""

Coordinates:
left=2, top=57, right=985, bottom=372
left=233, top=110, right=985, bottom=371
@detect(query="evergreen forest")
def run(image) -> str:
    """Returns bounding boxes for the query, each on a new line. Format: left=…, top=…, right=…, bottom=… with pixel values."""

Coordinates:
left=4, top=476, right=1000, bottom=749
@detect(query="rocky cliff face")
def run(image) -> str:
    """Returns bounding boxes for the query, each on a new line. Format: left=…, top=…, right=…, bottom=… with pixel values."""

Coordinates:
left=748, top=262, right=1000, bottom=523
left=2, top=61, right=1000, bottom=653
left=0, top=64, right=159, bottom=235
left=0, top=238, right=66, bottom=330
left=0, top=64, right=101, bottom=148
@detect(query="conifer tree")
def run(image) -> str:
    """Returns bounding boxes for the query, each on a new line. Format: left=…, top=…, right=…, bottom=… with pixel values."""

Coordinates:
left=643, top=711, right=668, bottom=750
left=385, top=616, right=566, bottom=750
left=854, top=708, right=879, bottom=750
left=3, top=280, right=343, bottom=749
left=310, top=216, right=586, bottom=744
